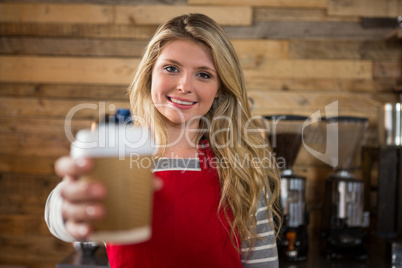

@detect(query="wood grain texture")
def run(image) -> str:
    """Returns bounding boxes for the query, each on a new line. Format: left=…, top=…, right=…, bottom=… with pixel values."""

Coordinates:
left=0, top=116, right=91, bottom=157
left=0, top=132, right=69, bottom=156
left=115, top=5, right=252, bottom=26
left=328, top=0, right=402, bottom=18
left=0, top=23, right=158, bottom=39
left=255, top=7, right=359, bottom=22
left=245, top=78, right=398, bottom=93
left=188, top=0, right=326, bottom=8
left=0, top=194, right=50, bottom=215
left=0, top=83, right=37, bottom=96
left=0, top=21, right=394, bottom=40
left=244, top=59, right=372, bottom=79
left=249, top=90, right=385, bottom=110
left=0, top=3, right=114, bottom=24
left=0, top=260, right=55, bottom=268
left=0, top=56, right=140, bottom=85
left=0, top=37, right=149, bottom=57
left=0, top=83, right=129, bottom=100
left=0, top=3, right=252, bottom=26
left=248, top=90, right=385, bottom=123
left=232, top=39, right=288, bottom=68
left=223, top=21, right=396, bottom=40
left=0, top=105, right=89, bottom=173
left=0, top=116, right=91, bottom=135
left=0, top=234, right=72, bottom=265
left=373, top=62, right=401, bottom=79
left=0, top=97, right=129, bottom=118
left=289, top=40, right=402, bottom=60
left=0, top=38, right=289, bottom=61
left=0, top=215, right=50, bottom=235
left=0, top=173, right=60, bottom=198
left=232, top=39, right=288, bottom=60
left=0, top=155, right=58, bottom=174
left=0, top=0, right=186, bottom=3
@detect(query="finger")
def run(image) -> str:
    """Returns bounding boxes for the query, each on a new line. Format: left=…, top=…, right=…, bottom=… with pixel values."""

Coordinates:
left=63, top=175, right=77, bottom=184
left=62, top=201, right=106, bottom=222
left=55, top=156, right=93, bottom=178
left=65, top=220, right=93, bottom=241
left=153, top=177, right=164, bottom=191
left=60, top=180, right=107, bottom=202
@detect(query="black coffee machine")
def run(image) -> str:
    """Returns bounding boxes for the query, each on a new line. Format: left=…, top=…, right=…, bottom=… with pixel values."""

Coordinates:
left=265, top=115, right=309, bottom=261
left=320, top=116, right=370, bottom=259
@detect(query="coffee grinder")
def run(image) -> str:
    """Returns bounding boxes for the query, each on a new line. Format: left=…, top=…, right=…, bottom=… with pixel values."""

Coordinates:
left=265, top=115, right=309, bottom=261
left=320, top=116, right=370, bottom=259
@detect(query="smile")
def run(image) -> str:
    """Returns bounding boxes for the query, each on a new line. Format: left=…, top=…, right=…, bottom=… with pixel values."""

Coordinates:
left=168, top=97, right=197, bottom=106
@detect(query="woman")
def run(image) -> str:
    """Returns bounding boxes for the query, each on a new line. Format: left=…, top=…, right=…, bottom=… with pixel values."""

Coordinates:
left=45, top=13, right=281, bottom=267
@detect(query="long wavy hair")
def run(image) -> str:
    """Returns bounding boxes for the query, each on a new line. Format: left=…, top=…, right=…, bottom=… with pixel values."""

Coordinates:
left=128, top=13, right=281, bottom=250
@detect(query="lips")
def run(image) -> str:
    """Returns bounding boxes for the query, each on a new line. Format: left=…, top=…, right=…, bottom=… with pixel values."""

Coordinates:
left=167, top=96, right=197, bottom=109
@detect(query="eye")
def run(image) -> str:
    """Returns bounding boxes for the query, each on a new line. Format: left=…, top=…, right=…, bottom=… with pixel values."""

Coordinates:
left=197, top=72, right=212, bottom=79
left=164, top=66, right=178, bottom=73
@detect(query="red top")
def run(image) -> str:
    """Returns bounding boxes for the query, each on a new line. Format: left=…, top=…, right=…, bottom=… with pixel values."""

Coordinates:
left=106, top=143, right=242, bottom=268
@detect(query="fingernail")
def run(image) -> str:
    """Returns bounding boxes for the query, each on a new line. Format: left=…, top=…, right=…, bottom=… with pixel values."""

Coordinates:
left=90, top=185, right=104, bottom=197
left=75, top=157, right=86, bottom=168
left=78, top=225, right=88, bottom=236
left=86, top=206, right=96, bottom=216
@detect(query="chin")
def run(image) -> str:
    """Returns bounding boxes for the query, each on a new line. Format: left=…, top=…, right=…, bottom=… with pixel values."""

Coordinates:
left=162, top=114, right=188, bottom=125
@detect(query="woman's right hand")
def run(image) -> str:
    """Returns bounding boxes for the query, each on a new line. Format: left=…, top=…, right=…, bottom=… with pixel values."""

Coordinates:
left=55, top=156, right=107, bottom=241
left=54, top=156, right=163, bottom=241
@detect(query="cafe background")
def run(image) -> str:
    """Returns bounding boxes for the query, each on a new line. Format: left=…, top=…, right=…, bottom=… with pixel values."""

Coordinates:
left=0, top=0, right=401, bottom=267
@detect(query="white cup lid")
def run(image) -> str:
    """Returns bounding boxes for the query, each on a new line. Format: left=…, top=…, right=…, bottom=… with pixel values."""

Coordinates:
left=70, top=124, right=155, bottom=158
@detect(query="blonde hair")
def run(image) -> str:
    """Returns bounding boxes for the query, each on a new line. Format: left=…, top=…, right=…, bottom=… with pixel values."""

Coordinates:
left=128, top=13, right=281, bottom=250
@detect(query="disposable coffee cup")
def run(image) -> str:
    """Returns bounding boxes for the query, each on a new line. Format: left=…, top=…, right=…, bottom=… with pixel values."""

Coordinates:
left=70, top=124, right=155, bottom=244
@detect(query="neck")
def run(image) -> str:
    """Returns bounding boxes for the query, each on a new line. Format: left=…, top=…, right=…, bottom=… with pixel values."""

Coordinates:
left=160, top=119, right=201, bottom=158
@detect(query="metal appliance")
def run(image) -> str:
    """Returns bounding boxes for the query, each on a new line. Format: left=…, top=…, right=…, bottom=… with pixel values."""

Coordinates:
left=265, top=115, right=309, bottom=261
left=320, top=116, right=370, bottom=259
left=362, top=103, right=402, bottom=267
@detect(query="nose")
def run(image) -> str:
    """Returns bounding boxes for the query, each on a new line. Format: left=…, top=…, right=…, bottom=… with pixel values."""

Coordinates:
left=177, top=72, right=193, bottom=93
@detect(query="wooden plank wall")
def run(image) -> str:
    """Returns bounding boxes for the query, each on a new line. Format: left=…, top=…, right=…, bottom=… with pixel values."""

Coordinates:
left=0, top=0, right=401, bottom=267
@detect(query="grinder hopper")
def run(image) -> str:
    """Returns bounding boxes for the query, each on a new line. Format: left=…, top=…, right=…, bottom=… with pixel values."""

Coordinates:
left=325, top=116, right=369, bottom=174
left=265, top=115, right=308, bottom=172
left=264, top=115, right=310, bottom=261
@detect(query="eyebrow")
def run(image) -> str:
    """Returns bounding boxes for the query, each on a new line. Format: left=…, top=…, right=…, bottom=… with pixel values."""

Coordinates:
left=162, top=59, right=217, bottom=74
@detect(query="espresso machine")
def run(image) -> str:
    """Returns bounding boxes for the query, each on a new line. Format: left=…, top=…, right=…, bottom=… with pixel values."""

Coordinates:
left=265, top=115, right=309, bottom=261
left=320, top=116, right=370, bottom=259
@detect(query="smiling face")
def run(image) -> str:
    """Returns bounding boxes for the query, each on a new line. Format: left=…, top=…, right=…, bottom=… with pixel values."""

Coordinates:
left=151, top=39, right=220, bottom=128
